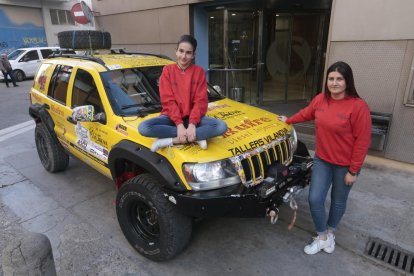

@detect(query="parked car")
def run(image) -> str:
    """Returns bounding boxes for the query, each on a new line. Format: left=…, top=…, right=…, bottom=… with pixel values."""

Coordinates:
left=28, top=30, right=313, bottom=261
left=0, top=47, right=75, bottom=82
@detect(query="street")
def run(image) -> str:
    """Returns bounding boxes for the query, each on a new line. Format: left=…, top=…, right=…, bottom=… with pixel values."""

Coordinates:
left=0, top=80, right=32, bottom=129
left=1, top=83, right=412, bottom=275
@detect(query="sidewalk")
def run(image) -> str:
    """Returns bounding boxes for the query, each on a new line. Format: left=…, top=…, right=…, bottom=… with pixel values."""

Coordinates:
left=294, top=151, right=414, bottom=255
left=1, top=125, right=413, bottom=275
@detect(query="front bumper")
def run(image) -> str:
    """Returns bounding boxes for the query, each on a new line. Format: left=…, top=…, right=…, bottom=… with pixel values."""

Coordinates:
left=167, top=155, right=312, bottom=218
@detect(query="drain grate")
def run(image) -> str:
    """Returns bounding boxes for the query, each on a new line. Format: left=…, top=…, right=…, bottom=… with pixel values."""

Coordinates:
left=365, top=237, right=414, bottom=274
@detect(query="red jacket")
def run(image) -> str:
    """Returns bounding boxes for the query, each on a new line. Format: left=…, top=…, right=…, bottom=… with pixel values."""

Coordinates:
left=160, top=63, right=208, bottom=126
left=287, top=93, right=371, bottom=173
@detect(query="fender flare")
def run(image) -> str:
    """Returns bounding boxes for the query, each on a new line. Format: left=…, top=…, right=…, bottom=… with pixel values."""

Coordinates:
left=28, top=103, right=59, bottom=144
left=108, top=140, right=187, bottom=192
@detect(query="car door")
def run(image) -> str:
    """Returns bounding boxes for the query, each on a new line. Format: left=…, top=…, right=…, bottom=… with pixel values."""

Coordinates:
left=42, top=64, right=75, bottom=152
left=64, top=68, right=112, bottom=177
left=18, top=49, right=41, bottom=78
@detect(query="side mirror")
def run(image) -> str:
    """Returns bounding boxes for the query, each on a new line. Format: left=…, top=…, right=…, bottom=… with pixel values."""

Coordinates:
left=213, top=85, right=222, bottom=93
left=72, top=105, right=95, bottom=122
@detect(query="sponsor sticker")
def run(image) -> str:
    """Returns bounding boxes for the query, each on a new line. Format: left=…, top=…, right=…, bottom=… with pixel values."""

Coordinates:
left=115, top=124, right=128, bottom=136
left=227, top=128, right=289, bottom=155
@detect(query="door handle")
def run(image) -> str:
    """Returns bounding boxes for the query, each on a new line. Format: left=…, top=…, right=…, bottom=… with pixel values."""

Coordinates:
left=67, top=116, right=76, bottom=124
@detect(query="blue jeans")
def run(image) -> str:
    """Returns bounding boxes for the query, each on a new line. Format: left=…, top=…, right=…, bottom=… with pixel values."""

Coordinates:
left=309, top=155, right=353, bottom=235
left=138, top=115, right=228, bottom=141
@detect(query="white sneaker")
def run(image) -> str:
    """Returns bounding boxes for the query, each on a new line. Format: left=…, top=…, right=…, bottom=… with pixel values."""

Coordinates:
left=151, top=138, right=173, bottom=152
left=304, top=235, right=334, bottom=255
left=196, top=140, right=207, bottom=150
left=323, top=232, right=335, bottom=253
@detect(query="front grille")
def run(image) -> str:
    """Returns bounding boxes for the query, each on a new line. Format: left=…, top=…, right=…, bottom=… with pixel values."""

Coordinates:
left=231, top=138, right=291, bottom=187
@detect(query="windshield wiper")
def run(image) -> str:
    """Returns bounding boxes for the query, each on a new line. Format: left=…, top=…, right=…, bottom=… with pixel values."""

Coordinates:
left=121, top=103, right=141, bottom=110
left=208, top=95, right=225, bottom=100
left=142, top=102, right=162, bottom=109
left=120, top=104, right=148, bottom=117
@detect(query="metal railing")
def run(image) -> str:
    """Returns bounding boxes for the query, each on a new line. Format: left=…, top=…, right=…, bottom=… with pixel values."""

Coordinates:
left=208, top=67, right=256, bottom=103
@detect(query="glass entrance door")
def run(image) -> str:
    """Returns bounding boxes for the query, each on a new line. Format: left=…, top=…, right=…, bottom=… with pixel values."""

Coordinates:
left=262, top=13, right=324, bottom=103
left=208, top=9, right=258, bottom=104
left=207, top=9, right=326, bottom=105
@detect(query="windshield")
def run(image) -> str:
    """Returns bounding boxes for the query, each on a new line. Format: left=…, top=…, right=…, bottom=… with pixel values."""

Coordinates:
left=7, top=49, right=24, bottom=60
left=101, top=66, right=225, bottom=116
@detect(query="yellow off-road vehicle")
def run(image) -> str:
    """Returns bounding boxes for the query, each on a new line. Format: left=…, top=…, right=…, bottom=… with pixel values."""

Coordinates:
left=29, top=31, right=312, bottom=261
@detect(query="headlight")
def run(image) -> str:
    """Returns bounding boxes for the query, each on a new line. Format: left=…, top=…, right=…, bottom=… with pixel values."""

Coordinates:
left=288, top=126, right=298, bottom=154
left=182, top=159, right=240, bottom=191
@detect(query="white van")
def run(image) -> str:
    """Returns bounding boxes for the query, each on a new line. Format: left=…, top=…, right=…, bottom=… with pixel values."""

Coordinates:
left=0, top=47, right=75, bottom=82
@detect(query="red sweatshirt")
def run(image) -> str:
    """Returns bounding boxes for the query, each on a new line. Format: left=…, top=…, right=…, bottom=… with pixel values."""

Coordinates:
left=159, top=63, right=208, bottom=126
left=286, top=93, right=371, bottom=173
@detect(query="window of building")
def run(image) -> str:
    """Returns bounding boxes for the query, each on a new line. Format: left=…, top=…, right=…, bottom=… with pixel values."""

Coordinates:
left=50, top=9, right=75, bottom=25
left=72, top=69, right=104, bottom=114
left=404, top=58, right=414, bottom=107
left=48, top=65, right=73, bottom=104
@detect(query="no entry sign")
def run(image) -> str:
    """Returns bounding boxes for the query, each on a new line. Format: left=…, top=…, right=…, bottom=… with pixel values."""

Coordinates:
left=71, top=3, right=89, bottom=24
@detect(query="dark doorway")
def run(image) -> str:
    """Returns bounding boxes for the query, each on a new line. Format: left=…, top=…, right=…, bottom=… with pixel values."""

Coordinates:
left=261, top=12, right=327, bottom=104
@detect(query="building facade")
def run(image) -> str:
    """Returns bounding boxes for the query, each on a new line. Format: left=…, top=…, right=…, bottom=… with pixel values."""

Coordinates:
left=0, top=0, right=94, bottom=54
left=84, top=0, right=414, bottom=163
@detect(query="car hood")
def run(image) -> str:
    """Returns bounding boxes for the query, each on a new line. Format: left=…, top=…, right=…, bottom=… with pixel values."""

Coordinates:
left=123, top=98, right=292, bottom=163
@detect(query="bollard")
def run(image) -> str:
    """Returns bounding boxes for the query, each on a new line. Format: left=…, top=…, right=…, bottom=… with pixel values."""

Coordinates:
left=2, top=232, right=57, bottom=276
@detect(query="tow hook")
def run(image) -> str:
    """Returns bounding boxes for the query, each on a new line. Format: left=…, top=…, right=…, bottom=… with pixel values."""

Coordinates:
left=266, top=205, right=279, bottom=224
left=283, top=186, right=302, bottom=230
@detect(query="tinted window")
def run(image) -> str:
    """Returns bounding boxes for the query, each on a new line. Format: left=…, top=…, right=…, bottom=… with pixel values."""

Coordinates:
left=72, top=69, right=104, bottom=114
left=40, top=49, right=54, bottom=59
left=20, top=50, right=39, bottom=62
left=48, top=65, right=72, bottom=104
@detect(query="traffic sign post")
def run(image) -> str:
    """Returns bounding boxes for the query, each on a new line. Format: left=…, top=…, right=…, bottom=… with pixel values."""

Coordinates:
left=71, top=2, right=93, bottom=25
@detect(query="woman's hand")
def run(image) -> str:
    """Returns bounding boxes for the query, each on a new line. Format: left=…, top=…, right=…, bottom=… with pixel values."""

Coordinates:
left=176, top=124, right=187, bottom=143
left=186, top=124, right=196, bottom=142
left=344, top=172, right=357, bottom=185
left=278, top=115, right=288, bottom=123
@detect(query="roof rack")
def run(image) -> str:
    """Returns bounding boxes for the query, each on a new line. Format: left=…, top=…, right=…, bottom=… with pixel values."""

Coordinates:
left=109, top=49, right=172, bottom=61
left=48, top=53, right=107, bottom=66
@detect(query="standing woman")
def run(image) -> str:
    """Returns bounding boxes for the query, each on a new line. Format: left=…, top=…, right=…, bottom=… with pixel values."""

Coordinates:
left=279, top=61, right=371, bottom=255
left=139, top=34, right=227, bottom=152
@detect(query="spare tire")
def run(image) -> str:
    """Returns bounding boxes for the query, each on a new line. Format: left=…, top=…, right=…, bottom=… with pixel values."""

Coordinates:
left=58, top=30, right=111, bottom=50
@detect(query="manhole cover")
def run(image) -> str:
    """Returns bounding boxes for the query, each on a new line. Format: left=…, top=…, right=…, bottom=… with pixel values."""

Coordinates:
left=365, top=237, right=414, bottom=274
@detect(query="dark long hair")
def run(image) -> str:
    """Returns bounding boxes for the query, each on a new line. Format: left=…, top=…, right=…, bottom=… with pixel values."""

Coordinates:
left=324, top=61, right=360, bottom=99
left=177, top=34, right=197, bottom=51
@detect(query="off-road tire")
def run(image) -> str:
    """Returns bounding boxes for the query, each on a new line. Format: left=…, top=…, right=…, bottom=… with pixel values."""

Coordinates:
left=13, top=70, right=25, bottom=82
left=58, top=30, right=111, bottom=50
left=116, top=174, right=192, bottom=261
left=35, top=124, right=69, bottom=173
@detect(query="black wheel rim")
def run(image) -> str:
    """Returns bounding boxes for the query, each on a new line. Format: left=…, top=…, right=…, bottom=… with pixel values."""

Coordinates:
left=36, top=132, right=50, bottom=167
left=128, top=200, right=160, bottom=243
